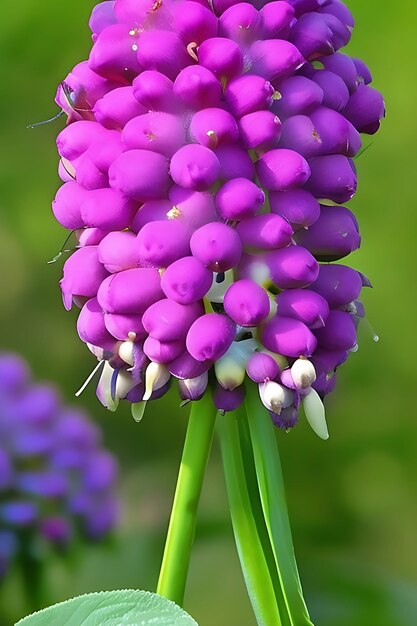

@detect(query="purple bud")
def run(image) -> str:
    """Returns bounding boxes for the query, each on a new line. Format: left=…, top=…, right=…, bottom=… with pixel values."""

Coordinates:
left=136, top=220, right=191, bottom=266
left=311, top=69, right=350, bottom=111
left=246, top=352, right=280, bottom=383
left=93, top=86, right=146, bottom=129
left=89, top=2, right=117, bottom=39
left=122, top=112, right=185, bottom=157
left=276, top=289, right=329, bottom=329
left=143, top=336, right=185, bottom=364
left=198, top=37, right=244, bottom=81
left=97, top=268, right=163, bottom=314
left=214, top=145, right=255, bottom=181
left=77, top=228, right=107, bottom=247
left=272, top=76, right=324, bottom=120
left=172, top=1, right=218, bottom=44
left=186, top=313, right=236, bottom=361
left=89, top=24, right=141, bottom=81
left=132, top=70, right=175, bottom=111
left=266, top=245, right=319, bottom=289
left=52, top=182, right=89, bottom=230
left=98, top=231, right=140, bottom=273
left=190, top=222, right=242, bottom=271
left=307, top=263, right=363, bottom=308
left=256, top=149, right=311, bottom=191
left=320, top=52, right=358, bottom=93
left=170, top=144, right=220, bottom=191
left=136, top=31, right=189, bottom=80
left=61, top=246, right=108, bottom=311
left=214, top=384, right=245, bottom=413
left=343, top=84, right=385, bottom=134
left=224, top=75, right=275, bottom=118
left=352, top=57, right=372, bottom=85
left=294, top=204, right=361, bottom=261
left=224, top=279, right=270, bottom=326
left=131, top=199, right=172, bottom=232
left=249, top=40, right=304, bottom=81
left=262, top=315, right=318, bottom=357
left=174, top=66, right=222, bottom=109
left=238, top=110, right=282, bottom=152
left=168, top=351, right=211, bottom=379
left=219, top=3, right=261, bottom=42
left=57, top=121, right=106, bottom=161
left=190, top=108, right=239, bottom=148
left=178, top=372, right=209, bottom=402
left=215, top=177, right=265, bottom=220
left=109, top=149, right=170, bottom=201
left=314, top=310, right=357, bottom=351
left=290, top=13, right=334, bottom=60
left=143, top=299, right=204, bottom=342
left=260, top=2, right=296, bottom=39
left=269, top=188, right=320, bottom=228
left=270, top=406, right=298, bottom=430
left=105, top=312, right=147, bottom=341
left=168, top=186, right=218, bottom=230
left=236, top=214, right=293, bottom=251
left=161, top=256, right=213, bottom=304
left=306, top=155, right=357, bottom=204
left=80, top=188, right=137, bottom=231
left=77, top=298, right=116, bottom=350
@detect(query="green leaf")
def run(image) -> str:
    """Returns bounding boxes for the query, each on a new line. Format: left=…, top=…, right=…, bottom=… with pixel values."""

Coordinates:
left=245, top=381, right=314, bottom=626
left=16, top=589, right=198, bottom=626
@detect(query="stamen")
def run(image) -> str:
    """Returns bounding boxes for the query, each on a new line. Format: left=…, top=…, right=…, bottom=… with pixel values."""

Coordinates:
left=47, top=230, right=77, bottom=264
left=187, top=42, right=199, bottom=61
left=27, top=110, right=65, bottom=129
left=75, top=360, right=105, bottom=397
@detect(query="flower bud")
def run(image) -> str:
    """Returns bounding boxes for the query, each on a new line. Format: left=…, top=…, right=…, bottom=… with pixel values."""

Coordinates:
left=160, top=256, right=213, bottom=304
left=256, top=149, right=311, bottom=191
left=198, top=37, right=243, bottom=81
left=262, top=316, right=317, bottom=358
left=109, top=149, right=170, bottom=201
left=170, top=144, right=220, bottom=191
left=190, top=223, right=242, bottom=272
left=214, top=384, right=245, bottom=414
left=246, top=352, right=280, bottom=383
left=132, top=70, right=175, bottom=111
left=269, top=188, right=320, bottom=229
left=249, top=40, right=304, bottom=81
left=224, top=279, right=270, bottom=327
left=224, top=75, right=275, bottom=118
left=266, top=245, right=319, bottom=289
left=186, top=313, right=236, bottom=361
left=259, top=381, right=287, bottom=414
left=303, top=387, right=329, bottom=440
left=174, top=66, right=222, bottom=109
left=291, top=358, right=316, bottom=389
left=272, top=76, right=324, bottom=120
left=236, top=214, right=293, bottom=251
left=136, top=31, right=189, bottom=80
left=93, top=86, right=145, bottom=129
left=276, top=289, right=329, bottom=329
left=178, top=372, right=209, bottom=402
left=215, top=178, right=265, bottom=220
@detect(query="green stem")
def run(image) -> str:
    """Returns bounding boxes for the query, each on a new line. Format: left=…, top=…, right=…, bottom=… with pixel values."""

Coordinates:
left=245, top=381, right=314, bottom=626
left=218, top=406, right=283, bottom=626
left=20, top=551, right=45, bottom=614
left=157, top=393, right=217, bottom=606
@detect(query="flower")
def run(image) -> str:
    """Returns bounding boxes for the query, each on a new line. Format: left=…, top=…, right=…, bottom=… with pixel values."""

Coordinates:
left=0, top=353, right=119, bottom=579
left=52, top=0, right=384, bottom=437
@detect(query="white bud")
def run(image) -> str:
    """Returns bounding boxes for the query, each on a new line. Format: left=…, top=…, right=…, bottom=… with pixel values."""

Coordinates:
left=115, top=369, right=136, bottom=399
left=259, top=381, right=286, bottom=414
left=303, top=388, right=329, bottom=440
left=215, top=339, right=257, bottom=390
left=119, top=340, right=134, bottom=366
left=291, top=358, right=316, bottom=389
left=143, top=362, right=170, bottom=401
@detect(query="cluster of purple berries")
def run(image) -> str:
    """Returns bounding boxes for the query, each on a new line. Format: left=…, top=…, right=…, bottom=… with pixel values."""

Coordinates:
left=53, top=0, right=384, bottom=436
left=0, top=354, right=118, bottom=579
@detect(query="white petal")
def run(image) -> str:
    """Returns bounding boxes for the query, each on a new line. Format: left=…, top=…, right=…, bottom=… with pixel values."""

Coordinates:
left=259, top=381, right=286, bottom=414
left=143, top=362, right=170, bottom=401
left=291, top=358, right=316, bottom=389
left=119, top=340, right=134, bottom=366
left=96, top=362, right=119, bottom=412
left=115, top=369, right=136, bottom=399
left=303, top=388, right=329, bottom=440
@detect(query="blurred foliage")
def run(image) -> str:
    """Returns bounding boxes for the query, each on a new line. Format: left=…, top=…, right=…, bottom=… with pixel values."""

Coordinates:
left=0, top=0, right=416, bottom=624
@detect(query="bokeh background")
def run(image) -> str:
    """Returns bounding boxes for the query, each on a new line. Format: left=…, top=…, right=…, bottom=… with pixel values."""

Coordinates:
left=0, top=1, right=416, bottom=624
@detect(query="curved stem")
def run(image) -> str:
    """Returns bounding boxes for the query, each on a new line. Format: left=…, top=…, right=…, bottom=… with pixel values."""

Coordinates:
left=245, top=381, right=314, bottom=626
left=218, top=406, right=283, bottom=626
left=157, top=393, right=217, bottom=606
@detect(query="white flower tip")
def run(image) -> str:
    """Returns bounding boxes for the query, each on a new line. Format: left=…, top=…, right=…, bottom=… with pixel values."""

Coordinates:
left=119, top=340, right=134, bottom=366
left=259, top=381, right=286, bottom=414
left=291, top=358, right=316, bottom=389
left=143, top=362, right=169, bottom=401
left=303, top=388, right=329, bottom=440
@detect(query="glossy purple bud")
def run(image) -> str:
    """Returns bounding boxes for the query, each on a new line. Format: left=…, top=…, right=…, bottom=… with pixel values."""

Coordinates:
left=143, top=336, right=185, bottom=364
left=276, top=289, right=329, bottom=329
left=168, top=351, right=211, bottom=379
left=307, top=264, right=363, bottom=308
left=256, top=149, right=311, bottom=191
left=269, top=188, right=320, bottom=229
left=272, top=76, right=324, bottom=120
left=260, top=2, right=295, bottom=39
left=168, top=186, right=218, bottom=230
left=285, top=0, right=325, bottom=17
left=143, top=299, right=203, bottom=342
left=89, top=2, right=117, bottom=39
left=270, top=406, right=298, bottom=430
left=219, top=3, right=261, bottom=42
left=290, top=13, right=334, bottom=60
left=236, top=214, right=293, bottom=251
left=122, top=112, right=185, bottom=157
left=178, top=372, right=209, bottom=402
left=352, top=57, right=372, bottom=85
left=224, top=75, right=274, bottom=118
left=98, top=231, right=140, bottom=273
left=319, top=52, right=358, bottom=93
left=97, top=268, right=163, bottom=314
left=214, top=145, right=255, bottom=181
left=52, top=182, right=89, bottom=230
left=224, top=279, right=270, bottom=326
left=294, top=204, right=361, bottom=261
left=132, top=71, right=175, bottom=112
left=75, top=154, right=108, bottom=190
left=131, top=199, right=171, bottom=232
left=77, top=298, right=116, bottom=350
left=238, top=110, right=282, bottom=152
left=170, top=144, right=220, bottom=191
left=173, top=1, right=218, bottom=44
left=311, top=69, right=350, bottom=111
left=318, top=0, right=354, bottom=28
left=190, top=108, right=239, bottom=148
left=136, top=31, right=189, bottom=81
left=57, top=121, right=105, bottom=161
left=105, top=312, right=146, bottom=341
left=215, top=178, right=265, bottom=220
left=214, top=384, right=245, bottom=413
left=190, top=223, right=242, bottom=272
left=266, top=245, right=319, bottom=289
left=61, top=246, right=108, bottom=311
left=246, top=352, right=280, bottom=383
left=314, top=310, right=357, bottom=351
left=198, top=37, right=244, bottom=81
left=161, top=256, right=213, bottom=304
left=343, top=84, right=385, bottom=134
left=262, top=316, right=317, bottom=357
left=93, top=86, right=146, bottom=129
left=306, top=155, right=357, bottom=204
left=249, top=40, right=304, bottom=82
left=321, top=12, right=352, bottom=49
left=136, top=220, right=191, bottom=266
left=77, top=228, right=107, bottom=247
left=80, top=188, right=137, bottom=231
left=186, top=313, right=236, bottom=361
left=173, top=66, right=222, bottom=109
left=89, top=24, right=141, bottom=80
left=109, top=149, right=170, bottom=201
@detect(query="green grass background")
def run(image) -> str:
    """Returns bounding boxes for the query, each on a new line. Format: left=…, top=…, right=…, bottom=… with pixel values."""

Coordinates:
left=0, top=1, right=416, bottom=624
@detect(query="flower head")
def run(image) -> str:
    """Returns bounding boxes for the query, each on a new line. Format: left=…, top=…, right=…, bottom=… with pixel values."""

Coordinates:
left=52, top=0, right=384, bottom=437
left=0, top=353, right=119, bottom=579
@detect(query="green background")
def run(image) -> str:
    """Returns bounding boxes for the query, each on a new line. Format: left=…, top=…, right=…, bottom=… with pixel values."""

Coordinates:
left=0, top=1, right=416, bottom=624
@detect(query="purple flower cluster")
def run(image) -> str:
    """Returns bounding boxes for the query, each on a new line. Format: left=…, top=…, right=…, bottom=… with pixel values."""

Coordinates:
left=0, top=354, right=118, bottom=579
left=52, top=0, right=384, bottom=436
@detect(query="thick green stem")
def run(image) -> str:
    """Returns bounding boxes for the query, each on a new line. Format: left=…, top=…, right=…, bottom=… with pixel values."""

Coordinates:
left=157, top=393, right=217, bottom=606
left=245, top=382, right=314, bottom=626
left=219, top=406, right=283, bottom=626
left=20, top=552, right=46, bottom=614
